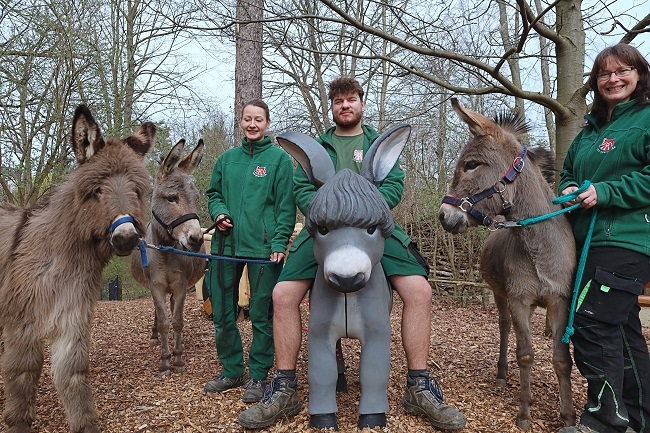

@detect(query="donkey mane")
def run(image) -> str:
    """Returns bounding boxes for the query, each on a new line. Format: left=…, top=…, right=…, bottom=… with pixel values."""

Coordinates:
left=492, top=110, right=556, bottom=186
left=493, top=110, right=531, bottom=136
left=306, top=169, right=394, bottom=237
left=527, top=147, right=556, bottom=185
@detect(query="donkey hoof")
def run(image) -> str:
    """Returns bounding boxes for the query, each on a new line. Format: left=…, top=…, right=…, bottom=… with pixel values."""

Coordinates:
left=496, top=378, right=507, bottom=389
left=173, top=364, right=186, bottom=373
left=158, top=368, right=172, bottom=377
left=309, top=413, right=338, bottom=430
left=8, top=422, right=31, bottom=433
left=149, top=338, right=160, bottom=347
left=517, top=418, right=532, bottom=432
left=358, top=413, right=386, bottom=429
left=336, top=372, right=348, bottom=393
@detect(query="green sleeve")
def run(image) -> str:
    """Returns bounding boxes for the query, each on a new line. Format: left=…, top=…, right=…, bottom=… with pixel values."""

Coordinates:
left=271, top=154, right=297, bottom=253
left=377, top=159, right=405, bottom=209
left=558, top=132, right=581, bottom=193
left=205, top=156, right=230, bottom=221
left=293, top=163, right=317, bottom=216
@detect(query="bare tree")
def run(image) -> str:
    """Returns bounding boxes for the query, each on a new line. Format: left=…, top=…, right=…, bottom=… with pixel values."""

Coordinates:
left=316, top=0, right=650, bottom=173
left=0, top=0, right=205, bottom=205
left=234, top=0, right=264, bottom=144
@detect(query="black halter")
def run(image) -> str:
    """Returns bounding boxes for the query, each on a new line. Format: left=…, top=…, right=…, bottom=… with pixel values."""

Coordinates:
left=152, top=210, right=200, bottom=237
left=442, top=146, right=527, bottom=227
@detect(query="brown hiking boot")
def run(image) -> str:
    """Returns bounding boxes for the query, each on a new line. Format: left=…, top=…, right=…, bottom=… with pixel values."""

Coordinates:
left=402, top=373, right=466, bottom=430
left=242, top=378, right=265, bottom=403
left=238, top=375, right=301, bottom=429
left=204, top=374, right=244, bottom=393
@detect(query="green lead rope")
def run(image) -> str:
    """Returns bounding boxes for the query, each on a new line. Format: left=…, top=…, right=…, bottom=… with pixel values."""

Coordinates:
left=562, top=202, right=598, bottom=344
left=518, top=180, right=591, bottom=227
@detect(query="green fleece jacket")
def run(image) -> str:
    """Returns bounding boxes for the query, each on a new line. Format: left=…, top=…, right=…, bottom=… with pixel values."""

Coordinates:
left=291, top=124, right=412, bottom=249
left=559, top=99, right=650, bottom=255
left=206, top=136, right=296, bottom=258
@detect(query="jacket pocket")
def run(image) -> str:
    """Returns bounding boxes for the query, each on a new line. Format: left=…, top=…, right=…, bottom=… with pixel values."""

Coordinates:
left=576, top=267, right=643, bottom=324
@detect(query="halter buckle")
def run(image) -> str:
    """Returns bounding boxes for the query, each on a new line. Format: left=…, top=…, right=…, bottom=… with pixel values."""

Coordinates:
left=459, top=198, right=472, bottom=212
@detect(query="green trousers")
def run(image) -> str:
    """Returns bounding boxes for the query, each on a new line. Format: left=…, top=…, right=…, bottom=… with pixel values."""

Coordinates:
left=207, top=259, right=280, bottom=380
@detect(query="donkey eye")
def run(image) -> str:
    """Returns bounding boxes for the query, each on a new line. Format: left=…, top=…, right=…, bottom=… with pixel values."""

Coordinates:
left=166, top=195, right=179, bottom=204
left=463, top=161, right=480, bottom=172
left=367, top=226, right=377, bottom=235
left=317, top=226, right=329, bottom=235
left=94, top=187, right=103, bottom=196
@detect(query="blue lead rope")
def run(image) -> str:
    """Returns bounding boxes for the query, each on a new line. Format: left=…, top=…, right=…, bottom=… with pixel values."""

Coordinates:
left=145, top=243, right=276, bottom=265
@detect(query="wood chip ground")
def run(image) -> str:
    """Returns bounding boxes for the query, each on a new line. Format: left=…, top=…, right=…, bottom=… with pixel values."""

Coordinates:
left=2, top=295, right=648, bottom=432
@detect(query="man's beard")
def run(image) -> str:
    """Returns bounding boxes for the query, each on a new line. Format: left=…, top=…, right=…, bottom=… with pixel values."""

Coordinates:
left=333, top=110, right=362, bottom=128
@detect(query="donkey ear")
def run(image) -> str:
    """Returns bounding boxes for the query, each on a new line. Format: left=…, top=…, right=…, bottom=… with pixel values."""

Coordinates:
left=71, top=104, right=106, bottom=164
left=276, top=132, right=335, bottom=187
left=451, top=98, right=489, bottom=137
left=126, top=122, right=156, bottom=156
left=178, top=139, right=204, bottom=174
left=159, top=139, right=185, bottom=179
left=361, top=123, right=410, bottom=184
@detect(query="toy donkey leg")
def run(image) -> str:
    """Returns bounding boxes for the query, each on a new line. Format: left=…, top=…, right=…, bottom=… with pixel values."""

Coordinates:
left=308, top=286, right=344, bottom=416
left=352, top=271, right=392, bottom=416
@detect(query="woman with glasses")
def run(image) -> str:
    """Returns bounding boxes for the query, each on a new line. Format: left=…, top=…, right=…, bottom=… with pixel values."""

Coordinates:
left=558, top=44, right=650, bottom=433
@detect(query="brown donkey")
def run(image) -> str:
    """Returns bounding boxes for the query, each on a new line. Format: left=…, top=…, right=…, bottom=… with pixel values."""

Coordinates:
left=439, top=99, right=576, bottom=431
left=0, top=105, right=154, bottom=433
left=131, top=139, right=205, bottom=376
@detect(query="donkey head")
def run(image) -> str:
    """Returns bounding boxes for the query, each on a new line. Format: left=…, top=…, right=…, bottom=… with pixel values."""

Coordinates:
left=439, top=98, right=532, bottom=234
left=151, top=139, right=204, bottom=252
left=70, top=105, right=154, bottom=256
left=277, top=124, right=409, bottom=292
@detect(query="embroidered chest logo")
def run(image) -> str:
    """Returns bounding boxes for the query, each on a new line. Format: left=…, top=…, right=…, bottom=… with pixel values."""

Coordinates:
left=353, top=149, right=364, bottom=163
left=598, top=138, right=616, bottom=154
left=253, top=166, right=267, bottom=177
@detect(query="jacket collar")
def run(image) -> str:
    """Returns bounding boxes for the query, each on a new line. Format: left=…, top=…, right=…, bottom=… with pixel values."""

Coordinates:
left=240, top=135, right=273, bottom=155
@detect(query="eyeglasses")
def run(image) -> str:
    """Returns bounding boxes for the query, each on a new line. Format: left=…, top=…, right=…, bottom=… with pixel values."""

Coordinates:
left=597, top=66, right=635, bottom=81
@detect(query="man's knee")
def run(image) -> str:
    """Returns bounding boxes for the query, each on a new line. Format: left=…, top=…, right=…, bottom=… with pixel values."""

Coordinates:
left=392, top=275, right=432, bottom=305
left=272, top=280, right=311, bottom=309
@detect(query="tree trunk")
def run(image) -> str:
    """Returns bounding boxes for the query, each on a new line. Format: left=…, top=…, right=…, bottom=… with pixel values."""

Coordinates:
left=234, top=0, right=263, bottom=145
left=554, top=0, right=587, bottom=179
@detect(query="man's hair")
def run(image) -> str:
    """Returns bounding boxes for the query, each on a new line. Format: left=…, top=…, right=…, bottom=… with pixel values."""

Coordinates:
left=242, top=98, right=270, bottom=120
left=328, top=77, right=364, bottom=101
left=588, top=43, right=650, bottom=122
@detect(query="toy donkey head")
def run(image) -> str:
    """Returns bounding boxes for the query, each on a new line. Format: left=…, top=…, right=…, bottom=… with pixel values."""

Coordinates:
left=276, top=124, right=410, bottom=293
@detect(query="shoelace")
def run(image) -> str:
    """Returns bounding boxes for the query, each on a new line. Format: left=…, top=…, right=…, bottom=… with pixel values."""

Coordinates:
left=424, top=376, right=445, bottom=403
left=246, top=378, right=263, bottom=388
left=261, top=378, right=279, bottom=402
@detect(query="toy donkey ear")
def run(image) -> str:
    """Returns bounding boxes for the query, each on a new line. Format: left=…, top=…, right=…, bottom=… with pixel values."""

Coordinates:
left=361, top=123, right=411, bottom=184
left=276, top=132, right=335, bottom=187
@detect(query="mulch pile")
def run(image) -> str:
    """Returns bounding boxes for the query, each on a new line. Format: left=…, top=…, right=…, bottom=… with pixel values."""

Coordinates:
left=2, top=294, right=648, bottom=432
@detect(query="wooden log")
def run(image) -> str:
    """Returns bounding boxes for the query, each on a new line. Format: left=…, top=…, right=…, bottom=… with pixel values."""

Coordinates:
left=639, top=295, right=650, bottom=308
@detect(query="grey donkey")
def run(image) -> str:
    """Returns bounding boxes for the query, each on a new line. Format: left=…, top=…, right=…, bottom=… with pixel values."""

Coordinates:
left=131, top=139, right=206, bottom=376
left=439, top=99, right=576, bottom=431
left=276, top=124, right=411, bottom=430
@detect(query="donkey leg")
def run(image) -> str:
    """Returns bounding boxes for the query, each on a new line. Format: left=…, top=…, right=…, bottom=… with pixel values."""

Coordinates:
left=546, top=297, right=576, bottom=427
left=171, top=290, right=187, bottom=372
left=494, top=293, right=511, bottom=388
left=508, top=300, right=535, bottom=432
left=150, top=290, right=172, bottom=375
left=1, top=329, right=44, bottom=433
left=50, top=326, right=100, bottom=433
left=150, top=310, right=160, bottom=346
